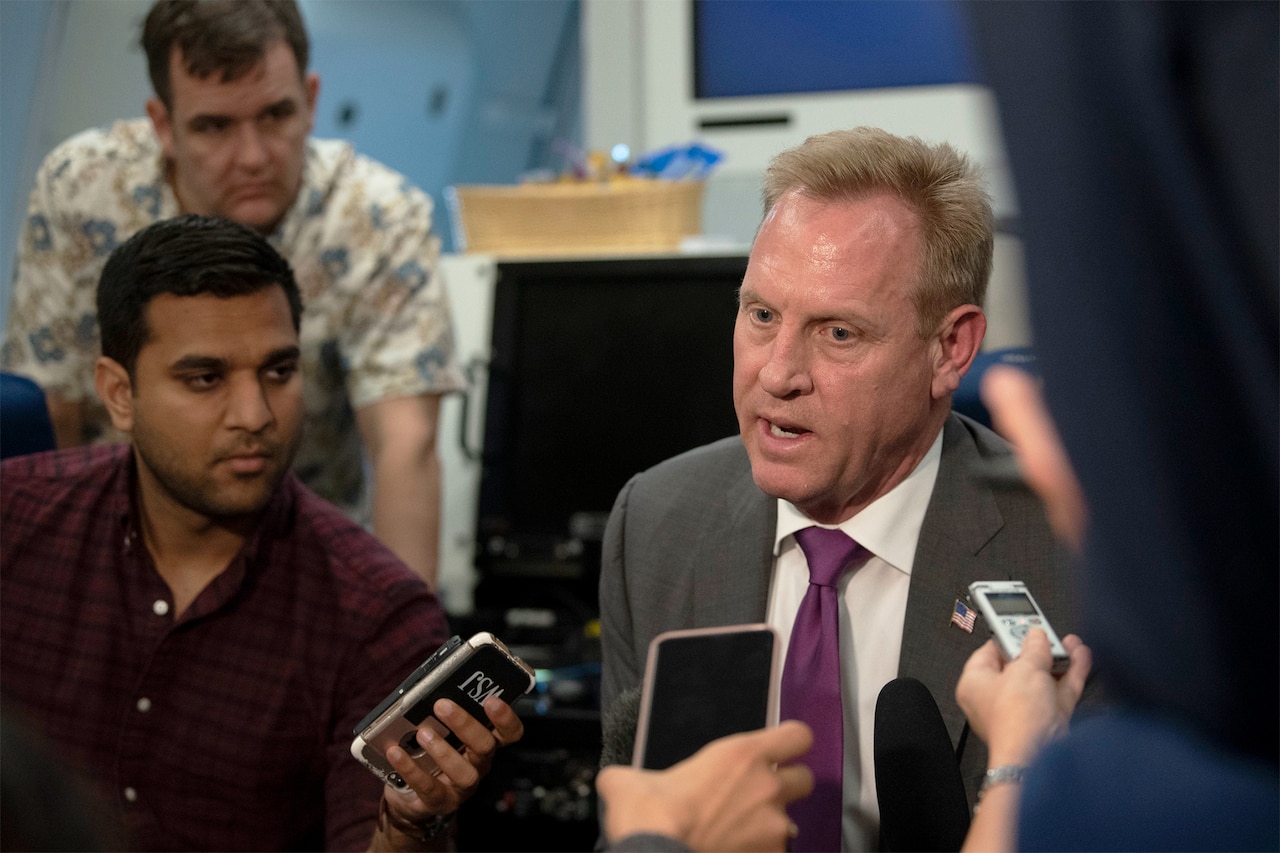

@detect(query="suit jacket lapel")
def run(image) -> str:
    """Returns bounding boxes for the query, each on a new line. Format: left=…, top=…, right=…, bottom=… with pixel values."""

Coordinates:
left=900, top=414, right=1005, bottom=743
left=682, top=420, right=1003, bottom=745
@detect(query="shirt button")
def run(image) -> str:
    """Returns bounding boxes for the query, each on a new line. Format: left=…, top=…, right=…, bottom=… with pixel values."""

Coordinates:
left=136, top=697, right=152, bottom=713
left=153, top=599, right=170, bottom=616
left=124, top=787, right=138, bottom=803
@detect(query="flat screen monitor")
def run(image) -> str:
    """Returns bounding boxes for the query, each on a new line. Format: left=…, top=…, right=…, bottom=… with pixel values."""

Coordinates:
left=476, top=256, right=747, bottom=556
left=635, top=0, right=1014, bottom=215
left=694, top=0, right=978, bottom=99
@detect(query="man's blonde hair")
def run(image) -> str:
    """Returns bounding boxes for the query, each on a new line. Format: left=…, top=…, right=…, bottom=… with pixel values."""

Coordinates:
left=761, top=127, right=993, bottom=335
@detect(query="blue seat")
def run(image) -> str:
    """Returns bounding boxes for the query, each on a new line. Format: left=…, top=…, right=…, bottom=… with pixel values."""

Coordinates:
left=953, top=346, right=1038, bottom=433
left=1, top=372, right=57, bottom=459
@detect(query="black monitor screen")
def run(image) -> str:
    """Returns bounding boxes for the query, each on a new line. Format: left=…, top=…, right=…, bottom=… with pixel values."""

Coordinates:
left=477, top=256, right=747, bottom=547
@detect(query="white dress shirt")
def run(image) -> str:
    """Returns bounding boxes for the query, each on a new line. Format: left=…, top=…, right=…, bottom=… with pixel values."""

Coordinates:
left=766, top=428, right=943, bottom=852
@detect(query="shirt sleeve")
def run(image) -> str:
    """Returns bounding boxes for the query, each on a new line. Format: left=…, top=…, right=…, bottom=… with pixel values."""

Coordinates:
left=324, top=582, right=451, bottom=851
left=329, top=158, right=466, bottom=411
left=2, top=141, right=109, bottom=402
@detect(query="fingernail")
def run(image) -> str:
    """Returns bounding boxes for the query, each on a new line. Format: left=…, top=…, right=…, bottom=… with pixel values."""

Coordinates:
left=419, top=727, right=436, bottom=744
left=435, top=698, right=456, bottom=715
left=387, top=746, right=403, bottom=761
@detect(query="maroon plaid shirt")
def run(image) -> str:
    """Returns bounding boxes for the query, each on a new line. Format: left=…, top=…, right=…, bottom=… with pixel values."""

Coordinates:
left=1, top=445, right=451, bottom=851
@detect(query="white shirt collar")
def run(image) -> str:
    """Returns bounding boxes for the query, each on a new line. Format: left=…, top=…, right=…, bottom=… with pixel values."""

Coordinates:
left=773, top=426, right=945, bottom=576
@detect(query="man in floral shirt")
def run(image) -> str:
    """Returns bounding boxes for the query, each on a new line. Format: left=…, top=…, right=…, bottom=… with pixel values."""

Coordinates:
left=2, top=0, right=463, bottom=588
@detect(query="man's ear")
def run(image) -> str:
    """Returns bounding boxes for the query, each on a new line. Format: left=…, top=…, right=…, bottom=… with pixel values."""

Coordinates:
left=145, top=97, right=175, bottom=161
left=930, top=305, right=986, bottom=400
left=304, top=72, right=320, bottom=133
left=95, top=356, right=135, bottom=433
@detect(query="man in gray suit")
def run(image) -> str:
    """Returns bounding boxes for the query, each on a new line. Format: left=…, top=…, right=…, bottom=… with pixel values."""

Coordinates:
left=599, top=127, right=1074, bottom=851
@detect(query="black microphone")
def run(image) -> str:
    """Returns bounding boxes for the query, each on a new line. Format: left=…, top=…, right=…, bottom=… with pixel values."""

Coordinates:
left=874, top=677, right=971, bottom=852
left=599, top=686, right=642, bottom=767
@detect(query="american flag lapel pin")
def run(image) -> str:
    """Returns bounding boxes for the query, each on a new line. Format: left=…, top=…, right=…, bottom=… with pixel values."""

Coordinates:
left=951, top=598, right=976, bottom=633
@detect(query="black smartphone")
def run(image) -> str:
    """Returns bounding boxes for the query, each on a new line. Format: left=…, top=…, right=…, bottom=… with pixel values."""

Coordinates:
left=632, top=624, right=779, bottom=770
left=351, top=632, right=536, bottom=790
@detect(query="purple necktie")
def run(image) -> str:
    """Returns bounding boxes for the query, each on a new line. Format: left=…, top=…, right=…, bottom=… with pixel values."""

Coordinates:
left=781, top=526, right=863, bottom=853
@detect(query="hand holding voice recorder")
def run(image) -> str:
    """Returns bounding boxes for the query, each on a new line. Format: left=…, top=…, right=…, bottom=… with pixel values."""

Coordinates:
left=967, top=581, right=1070, bottom=674
left=351, top=632, right=535, bottom=791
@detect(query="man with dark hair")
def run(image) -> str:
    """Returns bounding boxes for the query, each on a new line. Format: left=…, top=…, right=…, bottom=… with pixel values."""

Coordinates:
left=0, top=215, right=522, bottom=851
left=141, top=0, right=311, bottom=113
left=2, top=0, right=461, bottom=589
left=96, top=214, right=304, bottom=373
left=599, top=127, right=1078, bottom=852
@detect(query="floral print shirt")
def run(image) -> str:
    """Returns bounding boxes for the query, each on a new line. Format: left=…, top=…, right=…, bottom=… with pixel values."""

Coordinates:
left=3, top=118, right=465, bottom=516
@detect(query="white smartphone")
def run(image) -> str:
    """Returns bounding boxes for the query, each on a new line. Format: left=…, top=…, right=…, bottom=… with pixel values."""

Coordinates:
left=351, top=632, right=536, bottom=790
left=632, top=624, right=780, bottom=770
left=967, top=581, right=1070, bottom=674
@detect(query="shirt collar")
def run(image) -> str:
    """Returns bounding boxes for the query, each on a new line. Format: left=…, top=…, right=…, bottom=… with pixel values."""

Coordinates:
left=270, top=137, right=327, bottom=248
left=773, top=426, right=945, bottom=576
left=115, top=445, right=300, bottom=616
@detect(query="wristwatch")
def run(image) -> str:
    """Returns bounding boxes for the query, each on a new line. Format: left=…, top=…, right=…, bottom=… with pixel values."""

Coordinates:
left=979, top=763, right=1027, bottom=797
left=378, top=797, right=456, bottom=844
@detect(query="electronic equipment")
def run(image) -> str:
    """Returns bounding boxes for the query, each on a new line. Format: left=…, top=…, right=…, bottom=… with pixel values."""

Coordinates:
left=633, top=624, right=779, bottom=770
left=473, top=256, right=746, bottom=611
left=351, top=633, right=536, bottom=791
left=874, top=678, right=970, bottom=852
left=967, top=581, right=1070, bottom=674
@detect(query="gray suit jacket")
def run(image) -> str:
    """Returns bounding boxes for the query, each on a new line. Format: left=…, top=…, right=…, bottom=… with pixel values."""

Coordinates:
left=599, top=412, right=1076, bottom=806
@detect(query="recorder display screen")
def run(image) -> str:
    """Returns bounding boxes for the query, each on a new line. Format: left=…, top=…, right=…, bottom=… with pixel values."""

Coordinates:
left=986, top=592, right=1035, bottom=616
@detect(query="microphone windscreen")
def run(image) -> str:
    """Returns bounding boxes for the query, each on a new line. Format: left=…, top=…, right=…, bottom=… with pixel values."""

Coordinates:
left=874, top=677, right=971, bottom=852
left=599, top=687, right=642, bottom=767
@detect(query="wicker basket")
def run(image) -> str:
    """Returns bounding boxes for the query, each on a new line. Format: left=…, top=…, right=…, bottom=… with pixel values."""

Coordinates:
left=446, top=179, right=705, bottom=256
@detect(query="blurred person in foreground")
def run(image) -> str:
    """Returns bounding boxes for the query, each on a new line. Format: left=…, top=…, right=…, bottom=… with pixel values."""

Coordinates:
left=956, top=1, right=1278, bottom=849
left=0, top=216, right=520, bottom=851
left=1, top=0, right=461, bottom=587
left=958, top=362, right=1275, bottom=851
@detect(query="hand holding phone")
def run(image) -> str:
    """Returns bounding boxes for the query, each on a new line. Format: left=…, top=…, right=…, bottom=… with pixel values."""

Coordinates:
left=351, top=632, right=536, bottom=791
left=967, top=581, right=1070, bottom=674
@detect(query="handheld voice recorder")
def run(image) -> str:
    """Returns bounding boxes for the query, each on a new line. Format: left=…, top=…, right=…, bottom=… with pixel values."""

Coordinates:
left=967, top=580, right=1070, bottom=675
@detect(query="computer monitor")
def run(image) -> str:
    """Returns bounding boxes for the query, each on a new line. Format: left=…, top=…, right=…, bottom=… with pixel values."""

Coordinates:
left=475, top=255, right=747, bottom=599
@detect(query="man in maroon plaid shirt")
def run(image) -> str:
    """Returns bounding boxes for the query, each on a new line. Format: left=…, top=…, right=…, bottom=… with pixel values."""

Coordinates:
left=0, top=215, right=522, bottom=851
